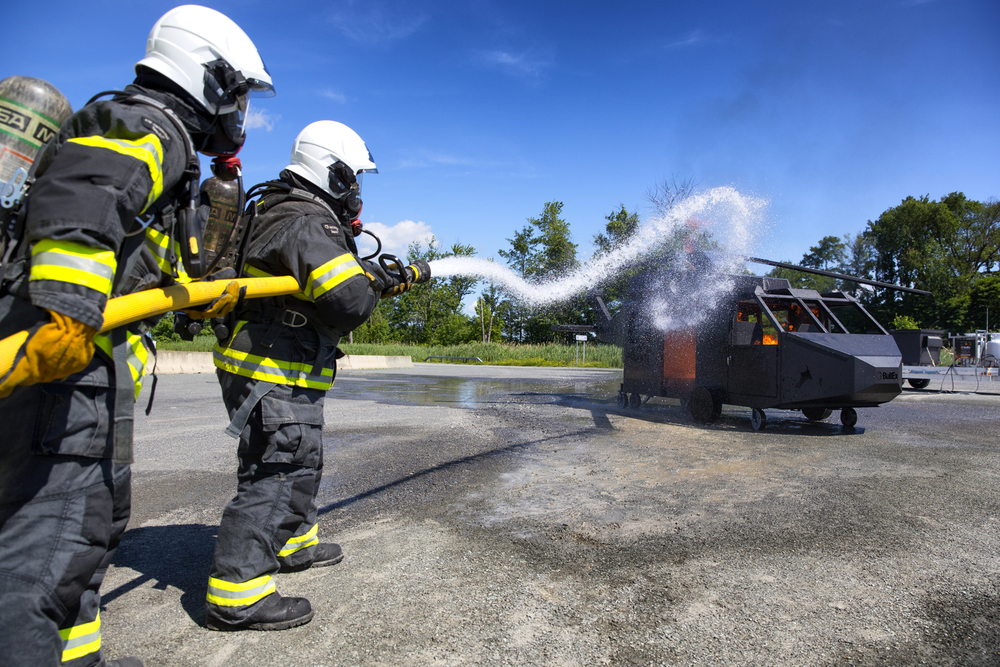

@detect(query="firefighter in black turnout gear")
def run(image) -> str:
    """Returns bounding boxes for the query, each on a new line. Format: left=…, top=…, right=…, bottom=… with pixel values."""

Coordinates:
left=206, top=120, right=407, bottom=631
left=0, top=6, right=274, bottom=666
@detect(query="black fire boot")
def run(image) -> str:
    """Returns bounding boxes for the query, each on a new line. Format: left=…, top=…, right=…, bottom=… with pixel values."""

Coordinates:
left=105, top=659, right=144, bottom=667
left=206, top=593, right=314, bottom=631
left=280, top=542, right=344, bottom=573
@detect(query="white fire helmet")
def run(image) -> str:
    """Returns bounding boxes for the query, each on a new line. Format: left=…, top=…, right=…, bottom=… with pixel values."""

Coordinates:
left=136, top=4, right=275, bottom=122
left=284, top=120, right=377, bottom=199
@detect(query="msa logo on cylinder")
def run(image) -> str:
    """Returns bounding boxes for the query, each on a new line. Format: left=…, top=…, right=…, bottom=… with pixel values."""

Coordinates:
left=0, top=105, right=30, bottom=133
left=0, top=103, right=60, bottom=148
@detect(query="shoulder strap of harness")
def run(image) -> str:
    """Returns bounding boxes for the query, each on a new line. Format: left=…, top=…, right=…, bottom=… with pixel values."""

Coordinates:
left=90, top=91, right=202, bottom=283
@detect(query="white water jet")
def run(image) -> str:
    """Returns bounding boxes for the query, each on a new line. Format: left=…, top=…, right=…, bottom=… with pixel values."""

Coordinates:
left=428, top=186, right=768, bottom=330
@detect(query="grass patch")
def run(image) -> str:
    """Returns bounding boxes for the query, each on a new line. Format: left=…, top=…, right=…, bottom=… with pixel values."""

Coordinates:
left=340, top=341, right=622, bottom=368
left=155, top=337, right=622, bottom=368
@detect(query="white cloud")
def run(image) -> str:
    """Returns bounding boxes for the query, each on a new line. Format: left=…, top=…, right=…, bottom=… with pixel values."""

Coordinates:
left=245, top=108, right=279, bottom=132
left=478, top=48, right=551, bottom=80
left=327, top=2, right=428, bottom=44
left=396, top=151, right=478, bottom=169
left=320, top=89, right=347, bottom=104
left=665, top=30, right=706, bottom=49
left=355, top=220, right=435, bottom=259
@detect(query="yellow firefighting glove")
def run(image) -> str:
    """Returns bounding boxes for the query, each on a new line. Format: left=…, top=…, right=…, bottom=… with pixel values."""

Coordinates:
left=380, top=281, right=413, bottom=299
left=182, top=280, right=245, bottom=319
left=0, top=310, right=97, bottom=398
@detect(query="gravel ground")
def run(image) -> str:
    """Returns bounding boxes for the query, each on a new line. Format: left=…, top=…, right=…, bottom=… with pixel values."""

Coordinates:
left=101, top=366, right=1000, bottom=666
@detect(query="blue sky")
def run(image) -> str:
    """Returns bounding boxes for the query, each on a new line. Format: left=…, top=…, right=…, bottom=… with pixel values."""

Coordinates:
left=8, top=0, right=1000, bottom=269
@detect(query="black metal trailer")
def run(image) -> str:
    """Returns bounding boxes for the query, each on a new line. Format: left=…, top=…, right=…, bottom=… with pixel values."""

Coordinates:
left=571, top=259, right=931, bottom=431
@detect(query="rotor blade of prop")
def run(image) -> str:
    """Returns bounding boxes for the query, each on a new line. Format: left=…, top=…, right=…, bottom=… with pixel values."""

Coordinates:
left=744, top=256, right=933, bottom=296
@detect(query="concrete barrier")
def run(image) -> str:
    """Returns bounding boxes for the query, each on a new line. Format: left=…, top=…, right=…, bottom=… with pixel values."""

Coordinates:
left=153, top=351, right=413, bottom=374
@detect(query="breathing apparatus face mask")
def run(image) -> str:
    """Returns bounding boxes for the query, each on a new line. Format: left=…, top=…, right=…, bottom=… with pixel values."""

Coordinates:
left=199, top=59, right=258, bottom=156
left=327, top=160, right=363, bottom=228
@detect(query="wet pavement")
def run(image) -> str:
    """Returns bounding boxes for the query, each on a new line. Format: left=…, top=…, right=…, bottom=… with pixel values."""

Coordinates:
left=103, top=364, right=1000, bottom=666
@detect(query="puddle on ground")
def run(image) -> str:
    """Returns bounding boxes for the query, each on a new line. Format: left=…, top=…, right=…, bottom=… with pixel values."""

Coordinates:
left=331, top=374, right=622, bottom=409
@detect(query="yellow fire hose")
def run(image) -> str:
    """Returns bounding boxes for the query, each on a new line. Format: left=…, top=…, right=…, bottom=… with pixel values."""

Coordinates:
left=0, top=276, right=300, bottom=385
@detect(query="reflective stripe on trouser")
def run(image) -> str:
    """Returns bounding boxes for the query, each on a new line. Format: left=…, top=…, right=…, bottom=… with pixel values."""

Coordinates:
left=59, top=464, right=132, bottom=667
left=59, top=612, right=100, bottom=662
left=207, top=371, right=325, bottom=622
left=213, top=321, right=335, bottom=390
left=29, top=239, right=117, bottom=297
left=94, top=331, right=152, bottom=400
left=0, top=368, right=124, bottom=667
left=277, top=522, right=318, bottom=559
left=206, top=575, right=277, bottom=608
left=145, top=226, right=191, bottom=283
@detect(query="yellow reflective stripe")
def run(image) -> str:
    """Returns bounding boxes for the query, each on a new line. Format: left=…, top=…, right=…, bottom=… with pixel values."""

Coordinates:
left=278, top=523, right=319, bottom=557
left=213, top=346, right=334, bottom=390
left=213, top=321, right=334, bottom=389
left=29, top=240, right=117, bottom=296
left=244, top=264, right=308, bottom=301
left=125, top=332, right=151, bottom=399
left=145, top=227, right=191, bottom=283
left=206, top=575, right=276, bottom=607
left=305, top=253, right=364, bottom=301
left=69, top=134, right=164, bottom=212
left=59, top=612, right=101, bottom=662
left=93, top=332, right=151, bottom=399
left=94, top=333, right=112, bottom=358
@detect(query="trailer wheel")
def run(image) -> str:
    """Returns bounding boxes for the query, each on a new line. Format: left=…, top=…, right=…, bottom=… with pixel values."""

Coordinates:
left=801, top=407, right=833, bottom=422
left=908, top=378, right=930, bottom=389
left=628, top=392, right=642, bottom=409
left=840, top=407, right=858, bottom=428
left=616, top=391, right=627, bottom=409
left=751, top=408, right=767, bottom=431
left=689, top=386, right=722, bottom=424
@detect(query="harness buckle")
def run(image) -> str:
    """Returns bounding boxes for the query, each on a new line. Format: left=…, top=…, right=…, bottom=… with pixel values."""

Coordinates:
left=282, top=310, right=308, bottom=328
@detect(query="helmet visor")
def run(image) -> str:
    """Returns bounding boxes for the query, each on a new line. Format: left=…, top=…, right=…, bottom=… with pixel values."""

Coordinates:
left=246, top=78, right=275, bottom=99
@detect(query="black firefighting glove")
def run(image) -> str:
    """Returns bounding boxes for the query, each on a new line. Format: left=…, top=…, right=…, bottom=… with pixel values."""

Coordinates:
left=361, top=259, right=396, bottom=294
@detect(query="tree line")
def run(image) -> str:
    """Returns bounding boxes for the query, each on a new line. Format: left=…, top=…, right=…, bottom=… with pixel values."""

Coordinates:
left=769, top=192, right=1000, bottom=334
left=151, top=184, right=992, bottom=347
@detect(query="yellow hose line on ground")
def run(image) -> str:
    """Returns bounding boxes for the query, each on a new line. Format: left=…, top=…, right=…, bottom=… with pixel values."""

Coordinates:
left=0, top=276, right=301, bottom=384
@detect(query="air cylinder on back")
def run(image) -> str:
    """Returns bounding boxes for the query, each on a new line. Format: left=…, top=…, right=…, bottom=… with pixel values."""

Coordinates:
left=200, top=174, right=241, bottom=268
left=0, top=76, right=72, bottom=189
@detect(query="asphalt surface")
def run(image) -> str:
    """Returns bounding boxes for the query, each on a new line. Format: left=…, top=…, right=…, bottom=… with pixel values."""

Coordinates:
left=101, top=365, right=1000, bottom=666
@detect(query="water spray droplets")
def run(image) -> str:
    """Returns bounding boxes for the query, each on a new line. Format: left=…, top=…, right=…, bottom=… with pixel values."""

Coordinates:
left=428, top=187, right=768, bottom=329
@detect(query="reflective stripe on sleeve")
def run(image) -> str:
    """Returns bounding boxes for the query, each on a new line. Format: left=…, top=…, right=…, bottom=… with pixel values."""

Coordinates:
left=278, top=523, right=319, bottom=558
left=59, top=612, right=101, bottom=662
left=304, top=253, right=364, bottom=301
left=145, top=227, right=191, bottom=283
left=206, top=575, right=276, bottom=608
left=29, top=239, right=116, bottom=296
left=68, top=133, right=165, bottom=212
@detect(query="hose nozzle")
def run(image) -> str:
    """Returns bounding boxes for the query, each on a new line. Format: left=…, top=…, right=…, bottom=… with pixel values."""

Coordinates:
left=378, top=255, right=432, bottom=299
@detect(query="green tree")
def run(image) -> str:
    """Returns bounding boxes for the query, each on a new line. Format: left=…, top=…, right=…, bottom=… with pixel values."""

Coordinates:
left=969, top=275, right=1000, bottom=332
left=863, top=192, right=998, bottom=331
left=497, top=201, right=583, bottom=343
left=380, top=238, right=479, bottom=344
left=475, top=286, right=504, bottom=343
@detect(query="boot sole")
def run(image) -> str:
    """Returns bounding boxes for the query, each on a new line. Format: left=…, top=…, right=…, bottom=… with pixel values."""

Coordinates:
left=206, top=609, right=315, bottom=632
left=279, top=553, right=344, bottom=573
